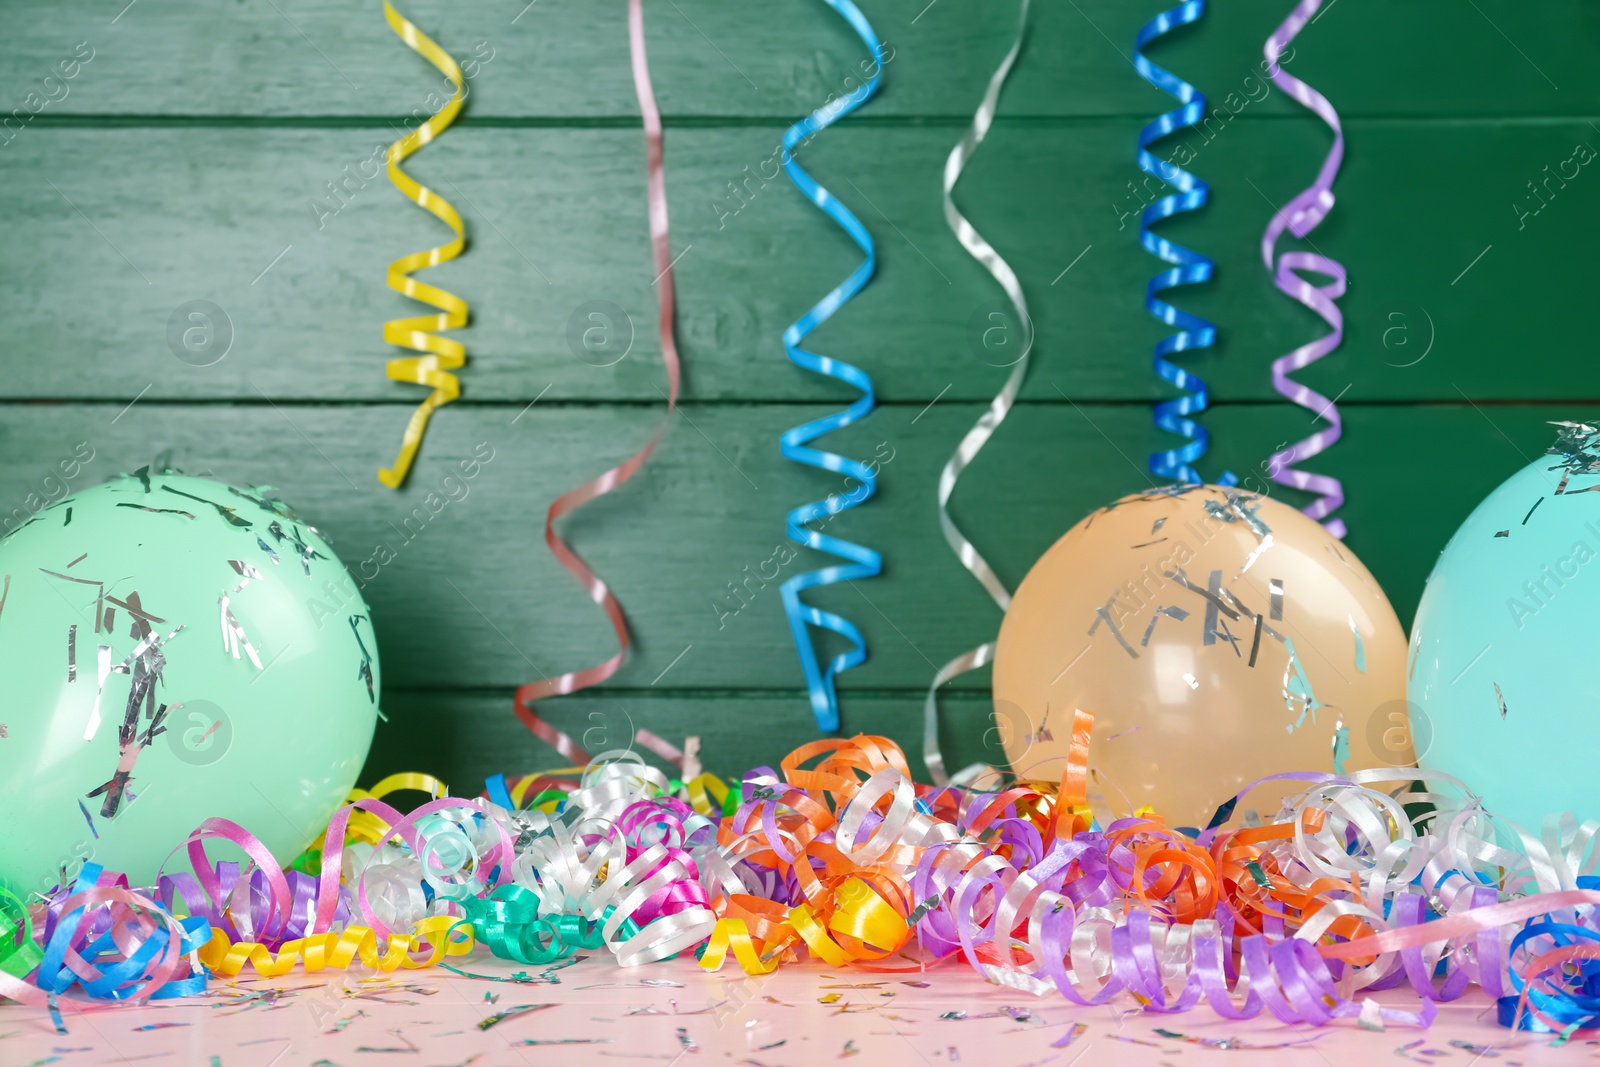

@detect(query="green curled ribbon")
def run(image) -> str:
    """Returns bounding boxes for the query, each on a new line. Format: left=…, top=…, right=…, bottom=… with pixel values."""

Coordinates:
left=448, top=884, right=637, bottom=965
left=0, top=885, right=43, bottom=979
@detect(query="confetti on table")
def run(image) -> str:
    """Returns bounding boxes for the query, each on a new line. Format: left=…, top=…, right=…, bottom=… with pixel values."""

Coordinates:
left=1052, top=1023, right=1088, bottom=1048
left=676, top=1027, right=699, bottom=1053
left=324, top=1011, right=362, bottom=1034
left=476, top=1005, right=553, bottom=1031
left=1153, top=1027, right=1325, bottom=1051
left=513, top=1038, right=614, bottom=1046
left=132, top=1023, right=190, bottom=1032
left=1446, top=1038, right=1512, bottom=1056
left=354, top=1029, right=419, bottom=1053
left=46, top=998, right=66, bottom=1036
left=820, top=994, right=842, bottom=1004
left=841, top=1038, right=861, bottom=1056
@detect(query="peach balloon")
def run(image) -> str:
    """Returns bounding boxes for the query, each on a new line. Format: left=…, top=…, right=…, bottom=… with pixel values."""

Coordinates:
left=992, top=485, right=1413, bottom=827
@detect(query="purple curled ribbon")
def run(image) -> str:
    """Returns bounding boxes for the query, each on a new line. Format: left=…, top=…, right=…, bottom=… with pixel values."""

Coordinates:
left=1261, top=0, right=1348, bottom=538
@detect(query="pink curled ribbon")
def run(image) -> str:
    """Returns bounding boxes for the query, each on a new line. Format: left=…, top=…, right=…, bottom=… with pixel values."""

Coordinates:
left=512, top=0, right=682, bottom=764
left=1261, top=0, right=1347, bottom=538
left=1, top=867, right=208, bottom=1010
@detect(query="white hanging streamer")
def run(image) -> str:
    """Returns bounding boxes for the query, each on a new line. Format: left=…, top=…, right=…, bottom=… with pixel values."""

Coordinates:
left=923, top=0, right=1034, bottom=786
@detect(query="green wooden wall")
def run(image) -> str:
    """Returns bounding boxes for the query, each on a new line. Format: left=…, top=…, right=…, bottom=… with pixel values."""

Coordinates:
left=2, top=0, right=1592, bottom=789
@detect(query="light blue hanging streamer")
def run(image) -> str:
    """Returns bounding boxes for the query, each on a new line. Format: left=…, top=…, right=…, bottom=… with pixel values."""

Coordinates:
left=778, top=0, right=885, bottom=733
left=1134, top=1, right=1230, bottom=485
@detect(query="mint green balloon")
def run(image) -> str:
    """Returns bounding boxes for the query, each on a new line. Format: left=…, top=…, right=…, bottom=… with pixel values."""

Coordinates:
left=0, top=471, right=378, bottom=897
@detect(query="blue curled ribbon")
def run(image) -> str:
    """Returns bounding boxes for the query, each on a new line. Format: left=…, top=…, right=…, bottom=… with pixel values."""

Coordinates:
left=1499, top=905, right=1600, bottom=1031
left=778, top=0, right=885, bottom=733
left=33, top=864, right=211, bottom=1002
left=1134, top=1, right=1230, bottom=485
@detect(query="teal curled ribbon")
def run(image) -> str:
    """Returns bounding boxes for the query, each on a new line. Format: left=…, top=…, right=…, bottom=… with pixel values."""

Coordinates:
left=449, top=884, right=637, bottom=965
left=1134, top=0, right=1232, bottom=486
left=778, top=0, right=885, bottom=732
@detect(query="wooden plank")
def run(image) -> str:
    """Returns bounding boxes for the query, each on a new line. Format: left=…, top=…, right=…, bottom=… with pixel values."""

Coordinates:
left=1, top=0, right=1588, bottom=120
left=7, top=122, right=1597, bottom=404
left=364, top=689, right=1001, bottom=789
left=0, top=400, right=1582, bottom=695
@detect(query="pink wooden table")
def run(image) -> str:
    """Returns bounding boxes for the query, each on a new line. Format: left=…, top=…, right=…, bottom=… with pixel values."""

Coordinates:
left=0, top=953, right=1571, bottom=1066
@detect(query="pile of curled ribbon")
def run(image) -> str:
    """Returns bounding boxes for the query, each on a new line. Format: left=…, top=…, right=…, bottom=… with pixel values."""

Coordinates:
left=11, top=716, right=1600, bottom=1041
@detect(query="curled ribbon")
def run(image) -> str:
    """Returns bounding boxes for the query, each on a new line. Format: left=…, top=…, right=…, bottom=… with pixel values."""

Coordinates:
left=1260, top=0, right=1348, bottom=537
left=689, top=732, right=1600, bottom=1030
left=511, top=0, right=682, bottom=762
left=922, top=0, right=1032, bottom=787
left=1134, top=2, right=1227, bottom=484
left=378, top=0, right=469, bottom=489
left=778, top=0, right=886, bottom=733
left=16, top=738, right=1600, bottom=1031
left=1, top=865, right=208, bottom=1009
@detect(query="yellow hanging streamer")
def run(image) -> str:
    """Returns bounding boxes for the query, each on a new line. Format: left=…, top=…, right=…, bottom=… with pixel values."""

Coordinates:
left=378, top=0, right=468, bottom=489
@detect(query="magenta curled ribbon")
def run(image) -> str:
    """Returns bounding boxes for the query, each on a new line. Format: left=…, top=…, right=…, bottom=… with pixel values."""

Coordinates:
left=1261, top=0, right=1348, bottom=538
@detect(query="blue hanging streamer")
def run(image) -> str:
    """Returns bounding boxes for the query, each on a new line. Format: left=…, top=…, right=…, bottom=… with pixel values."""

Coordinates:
left=1134, top=1, right=1227, bottom=484
left=778, top=0, right=885, bottom=733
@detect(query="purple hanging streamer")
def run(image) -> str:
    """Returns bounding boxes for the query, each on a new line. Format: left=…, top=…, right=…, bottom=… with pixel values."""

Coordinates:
left=1261, top=0, right=1347, bottom=538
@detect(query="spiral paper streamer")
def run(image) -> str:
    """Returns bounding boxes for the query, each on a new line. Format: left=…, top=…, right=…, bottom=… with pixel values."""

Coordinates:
left=922, top=0, right=1032, bottom=786
left=1134, top=1, right=1222, bottom=484
left=378, top=0, right=469, bottom=489
left=1260, top=0, right=1348, bottom=537
left=778, top=0, right=886, bottom=733
left=511, top=0, right=684, bottom=762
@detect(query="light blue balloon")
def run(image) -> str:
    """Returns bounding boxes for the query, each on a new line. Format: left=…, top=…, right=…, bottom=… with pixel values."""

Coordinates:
left=1412, top=425, right=1600, bottom=829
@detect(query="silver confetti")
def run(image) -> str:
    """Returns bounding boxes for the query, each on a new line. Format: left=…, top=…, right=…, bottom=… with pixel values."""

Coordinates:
left=219, top=593, right=264, bottom=670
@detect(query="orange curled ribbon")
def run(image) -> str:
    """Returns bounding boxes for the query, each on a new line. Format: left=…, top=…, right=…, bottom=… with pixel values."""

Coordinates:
left=378, top=0, right=468, bottom=489
left=700, top=738, right=927, bottom=976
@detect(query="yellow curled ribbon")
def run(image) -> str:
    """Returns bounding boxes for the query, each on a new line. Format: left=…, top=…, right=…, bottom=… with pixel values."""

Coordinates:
left=701, top=877, right=909, bottom=975
left=198, top=915, right=473, bottom=977
left=343, top=771, right=451, bottom=846
left=697, top=918, right=782, bottom=975
left=378, top=0, right=468, bottom=489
